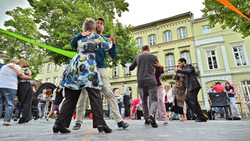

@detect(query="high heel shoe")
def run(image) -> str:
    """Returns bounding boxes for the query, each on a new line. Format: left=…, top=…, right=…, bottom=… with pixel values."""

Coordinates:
left=53, top=124, right=71, bottom=133
left=97, top=125, right=112, bottom=133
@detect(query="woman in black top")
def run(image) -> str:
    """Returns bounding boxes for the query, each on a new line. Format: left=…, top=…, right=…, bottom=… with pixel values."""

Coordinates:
left=225, top=82, right=240, bottom=117
left=46, top=82, right=63, bottom=121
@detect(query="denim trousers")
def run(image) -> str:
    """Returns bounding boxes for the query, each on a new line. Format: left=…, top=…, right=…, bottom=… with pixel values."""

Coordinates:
left=0, top=88, right=17, bottom=122
left=38, top=103, right=46, bottom=118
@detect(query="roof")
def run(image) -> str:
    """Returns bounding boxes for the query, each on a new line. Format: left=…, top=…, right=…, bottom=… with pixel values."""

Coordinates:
left=133, top=12, right=193, bottom=30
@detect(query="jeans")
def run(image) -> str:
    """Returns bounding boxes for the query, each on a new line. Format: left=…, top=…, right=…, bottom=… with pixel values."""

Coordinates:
left=229, top=97, right=240, bottom=115
left=0, top=88, right=17, bottom=122
left=38, top=103, right=45, bottom=118
left=14, top=102, right=21, bottom=118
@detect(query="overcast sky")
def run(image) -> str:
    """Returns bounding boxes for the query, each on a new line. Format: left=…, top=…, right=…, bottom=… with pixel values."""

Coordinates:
left=0, top=0, right=205, bottom=29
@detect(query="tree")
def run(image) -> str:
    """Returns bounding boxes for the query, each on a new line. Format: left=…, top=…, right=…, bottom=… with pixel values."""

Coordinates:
left=0, top=7, right=44, bottom=78
left=27, top=0, right=138, bottom=67
left=202, top=0, right=250, bottom=38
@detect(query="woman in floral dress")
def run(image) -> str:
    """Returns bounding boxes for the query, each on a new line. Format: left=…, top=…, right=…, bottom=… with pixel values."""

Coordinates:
left=53, top=18, right=112, bottom=134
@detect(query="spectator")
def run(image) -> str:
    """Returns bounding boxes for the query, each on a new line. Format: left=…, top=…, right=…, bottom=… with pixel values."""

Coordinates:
left=212, top=81, right=225, bottom=93
left=225, top=82, right=241, bottom=117
left=37, top=89, right=48, bottom=118
left=163, top=83, right=173, bottom=120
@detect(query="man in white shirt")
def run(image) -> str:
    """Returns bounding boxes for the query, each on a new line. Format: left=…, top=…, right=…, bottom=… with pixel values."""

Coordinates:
left=0, top=59, right=31, bottom=126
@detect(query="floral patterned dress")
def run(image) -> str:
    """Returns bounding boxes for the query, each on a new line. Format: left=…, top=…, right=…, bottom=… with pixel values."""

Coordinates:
left=61, top=32, right=112, bottom=90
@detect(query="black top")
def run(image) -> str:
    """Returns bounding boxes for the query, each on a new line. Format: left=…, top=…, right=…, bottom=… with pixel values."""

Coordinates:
left=225, top=86, right=235, bottom=97
left=54, top=87, right=64, bottom=105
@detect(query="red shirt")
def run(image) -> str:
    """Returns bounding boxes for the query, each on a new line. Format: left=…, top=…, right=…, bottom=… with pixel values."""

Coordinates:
left=165, top=94, right=168, bottom=103
left=212, top=84, right=225, bottom=93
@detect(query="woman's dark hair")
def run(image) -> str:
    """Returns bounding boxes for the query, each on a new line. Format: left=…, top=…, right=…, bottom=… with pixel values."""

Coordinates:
left=225, top=82, right=230, bottom=85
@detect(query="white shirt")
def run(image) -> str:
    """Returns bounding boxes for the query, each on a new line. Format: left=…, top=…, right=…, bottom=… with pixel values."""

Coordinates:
left=162, top=89, right=173, bottom=103
left=0, top=63, right=21, bottom=90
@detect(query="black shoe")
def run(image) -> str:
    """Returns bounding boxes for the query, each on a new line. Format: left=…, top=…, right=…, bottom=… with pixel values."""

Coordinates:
left=53, top=124, right=71, bottom=133
left=14, top=118, right=18, bottom=121
left=97, top=125, right=112, bottom=133
left=145, top=119, right=150, bottom=125
left=148, top=115, right=158, bottom=128
left=195, top=118, right=207, bottom=122
left=117, top=121, right=129, bottom=129
left=72, top=123, right=81, bottom=130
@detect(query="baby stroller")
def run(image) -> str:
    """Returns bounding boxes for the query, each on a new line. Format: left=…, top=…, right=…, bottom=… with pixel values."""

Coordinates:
left=208, top=92, right=231, bottom=120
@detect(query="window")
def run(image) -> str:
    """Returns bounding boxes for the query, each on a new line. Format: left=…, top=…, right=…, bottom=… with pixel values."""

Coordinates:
left=125, top=63, right=131, bottom=77
left=40, top=65, right=44, bottom=74
left=241, top=80, right=250, bottom=102
left=178, top=27, right=187, bottom=39
left=53, top=77, right=58, bottom=85
left=55, top=64, right=60, bottom=72
left=202, top=26, right=211, bottom=34
left=166, top=54, right=175, bottom=73
left=163, top=31, right=172, bottom=42
left=46, top=78, right=50, bottom=82
left=47, top=63, right=52, bottom=72
left=181, top=51, right=191, bottom=64
left=113, top=65, right=119, bottom=78
left=136, top=38, right=142, bottom=48
left=233, top=46, right=247, bottom=66
left=148, top=35, right=156, bottom=45
left=206, top=50, right=218, bottom=69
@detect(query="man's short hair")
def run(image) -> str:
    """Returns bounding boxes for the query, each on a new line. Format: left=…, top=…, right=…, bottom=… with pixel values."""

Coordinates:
left=95, top=17, right=105, bottom=26
left=121, top=81, right=126, bottom=84
left=141, top=45, right=150, bottom=51
left=10, top=59, right=19, bottom=64
left=178, top=58, right=186, bottom=64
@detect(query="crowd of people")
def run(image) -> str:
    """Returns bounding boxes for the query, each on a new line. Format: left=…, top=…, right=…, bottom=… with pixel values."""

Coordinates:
left=0, top=17, right=242, bottom=136
left=207, top=81, right=241, bottom=118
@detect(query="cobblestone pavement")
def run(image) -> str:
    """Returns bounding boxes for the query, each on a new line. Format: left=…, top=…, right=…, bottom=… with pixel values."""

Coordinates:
left=0, top=118, right=250, bottom=141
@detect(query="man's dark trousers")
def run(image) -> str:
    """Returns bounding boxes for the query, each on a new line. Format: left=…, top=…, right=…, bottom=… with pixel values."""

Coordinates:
left=185, top=88, right=207, bottom=120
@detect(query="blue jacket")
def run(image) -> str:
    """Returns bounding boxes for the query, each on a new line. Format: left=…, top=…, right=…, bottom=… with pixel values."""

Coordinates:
left=71, top=32, right=117, bottom=68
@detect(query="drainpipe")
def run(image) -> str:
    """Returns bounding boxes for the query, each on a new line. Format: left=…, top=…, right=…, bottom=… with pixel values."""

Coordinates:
left=189, top=12, right=206, bottom=109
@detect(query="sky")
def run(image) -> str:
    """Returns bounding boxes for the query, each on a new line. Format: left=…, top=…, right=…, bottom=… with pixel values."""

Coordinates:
left=0, top=0, right=205, bottom=29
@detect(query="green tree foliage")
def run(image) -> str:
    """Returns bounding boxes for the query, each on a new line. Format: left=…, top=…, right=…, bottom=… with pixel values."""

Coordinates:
left=0, top=7, right=44, bottom=78
left=27, top=0, right=139, bottom=67
left=202, top=0, right=250, bottom=38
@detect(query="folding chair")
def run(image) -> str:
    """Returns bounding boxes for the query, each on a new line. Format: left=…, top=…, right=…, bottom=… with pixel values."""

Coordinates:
left=208, top=92, right=231, bottom=120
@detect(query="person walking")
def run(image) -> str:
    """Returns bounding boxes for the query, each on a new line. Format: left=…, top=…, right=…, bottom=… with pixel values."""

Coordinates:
left=70, top=17, right=128, bottom=130
left=37, top=89, right=48, bottom=118
left=129, top=45, right=162, bottom=128
left=174, top=58, right=207, bottom=122
left=122, top=81, right=131, bottom=118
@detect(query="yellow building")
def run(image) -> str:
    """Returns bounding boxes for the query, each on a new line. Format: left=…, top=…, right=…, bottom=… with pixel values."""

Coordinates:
left=193, top=18, right=250, bottom=110
left=35, top=57, right=65, bottom=86
left=108, top=12, right=205, bottom=105
left=35, top=12, right=250, bottom=112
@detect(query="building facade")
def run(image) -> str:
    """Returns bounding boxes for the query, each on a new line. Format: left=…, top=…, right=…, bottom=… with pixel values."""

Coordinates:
left=107, top=12, right=205, bottom=106
left=193, top=18, right=250, bottom=109
left=35, top=12, right=250, bottom=111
